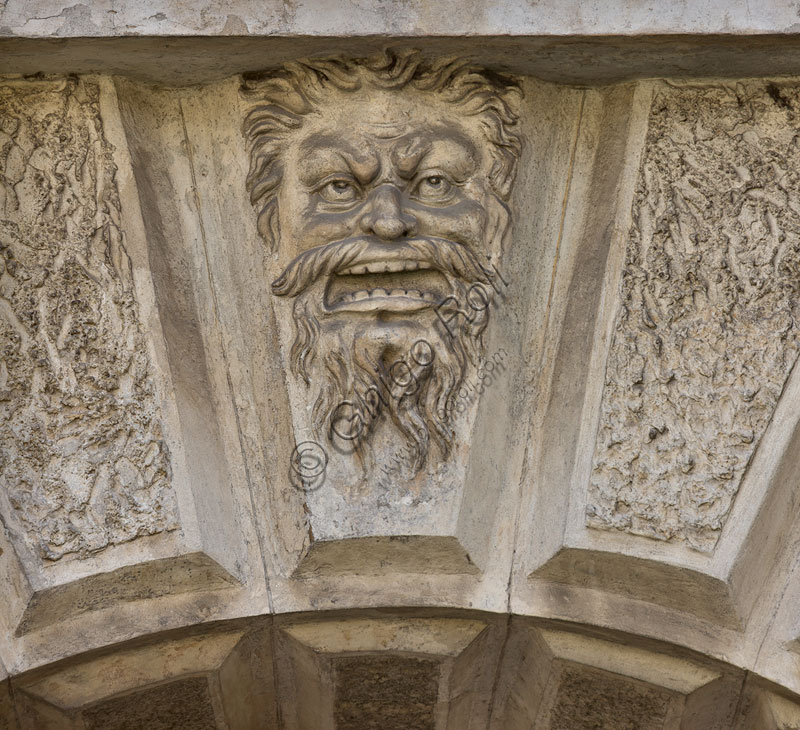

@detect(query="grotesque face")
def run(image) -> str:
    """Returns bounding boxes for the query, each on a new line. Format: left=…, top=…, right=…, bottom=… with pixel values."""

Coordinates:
left=243, top=53, right=520, bottom=475
left=273, top=90, right=493, bottom=315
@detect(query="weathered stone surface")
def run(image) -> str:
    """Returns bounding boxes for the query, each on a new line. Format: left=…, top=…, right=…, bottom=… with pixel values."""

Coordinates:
left=82, top=676, right=217, bottom=730
left=547, top=665, right=672, bottom=729
left=4, top=23, right=800, bottom=726
left=0, top=680, right=15, bottom=730
left=13, top=37, right=800, bottom=89
left=0, top=76, right=177, bottom=561
left=491, top=622, right=744, bottom=729
left=242, top=51, right=520, bottom=488
left=333, top=655, right=438, bottom=730
left=588, top=81, right=800, bottom=551
left=232, top=51, right=525, bottom=591
left=12, top=626, right=277, bottom=729
left=276, top=616, right=500, bottom=729
left=4, top=0, right=800, bottom=37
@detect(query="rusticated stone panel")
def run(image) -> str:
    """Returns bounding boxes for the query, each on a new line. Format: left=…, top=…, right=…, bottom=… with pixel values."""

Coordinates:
left=0, top=680, right=15, bottom=730
left=588, top=82, right=800, bottom=551
left=333, top=655, right=439, bottom=730
left=0, top=77, right=177, bottom=561
left=547, top=666, right=672, bottom=730
left=82, top=677, right=217, bottom=730
left=13, top=627, right=277, bottom=729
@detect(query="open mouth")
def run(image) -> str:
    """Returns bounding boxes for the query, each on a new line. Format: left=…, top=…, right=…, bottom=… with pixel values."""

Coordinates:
left=325, top=260, right=450, bottom=312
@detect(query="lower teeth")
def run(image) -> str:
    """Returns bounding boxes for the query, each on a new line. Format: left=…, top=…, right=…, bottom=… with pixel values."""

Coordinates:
left=335, top=290, right=434, bottom=303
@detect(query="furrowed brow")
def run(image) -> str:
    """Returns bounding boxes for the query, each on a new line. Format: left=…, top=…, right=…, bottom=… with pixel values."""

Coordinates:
left=297, top=133, right=380, bottom=185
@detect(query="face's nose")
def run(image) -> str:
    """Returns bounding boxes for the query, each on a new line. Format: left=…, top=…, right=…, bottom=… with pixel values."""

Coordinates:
left=359, top=184, right=417, bottom=240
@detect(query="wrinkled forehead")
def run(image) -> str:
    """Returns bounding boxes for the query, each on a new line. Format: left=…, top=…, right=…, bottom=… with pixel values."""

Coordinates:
left=284, top=87, right=486, bottom=180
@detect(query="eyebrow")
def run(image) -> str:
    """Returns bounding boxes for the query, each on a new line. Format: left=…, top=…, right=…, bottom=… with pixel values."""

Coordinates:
left=296, top=133, right=380, bottom=184
left=393, top=130, right=478, bottom=179
left=392, top=136, right=433, bottom=177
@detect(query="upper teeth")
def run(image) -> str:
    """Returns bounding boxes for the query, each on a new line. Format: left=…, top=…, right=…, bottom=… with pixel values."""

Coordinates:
left=335, top=289, right=436, bottom=303
left=339, top=261, right=427, bottom=275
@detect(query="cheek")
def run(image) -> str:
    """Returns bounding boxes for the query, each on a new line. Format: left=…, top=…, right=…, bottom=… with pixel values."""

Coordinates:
left=411, top=198, right=487, bottom=246
left=279, top=193, right=362, bottom=251
left=304, top=209, right=361, bottom=246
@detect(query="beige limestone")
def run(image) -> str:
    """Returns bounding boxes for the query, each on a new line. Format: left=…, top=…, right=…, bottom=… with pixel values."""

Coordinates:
left=4, top=0, right=800, bottom=37
left=0, top=72, right=270, bottom=678
left=11, top=37, right=800, bottom=88
left=0, top=76, right=178, bottom=563
left=0, top=679, right=14, bottom=730
left=588, top=80, right=800, bottom=552
left=13, top=623, right=277, bottom=729
left=2, top=29, right=800, bottom=728
left=275, top=615, right=502, bottom=730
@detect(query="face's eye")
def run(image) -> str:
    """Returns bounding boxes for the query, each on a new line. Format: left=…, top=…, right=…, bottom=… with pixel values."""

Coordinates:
left=413, top=173, right=453, bottom=202
left=318, top=179, right=360, bottom=204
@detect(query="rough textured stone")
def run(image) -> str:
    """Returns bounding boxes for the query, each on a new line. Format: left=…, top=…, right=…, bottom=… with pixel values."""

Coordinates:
left=333, top=655, right=439, bottom=730
left=11, top=628, right=277, bottom=729
left=232, top=51, right=524, bottom=584
left=4, top=24, right=800, bottom=728
left=547, top=665, right=672, bottom=729
left=4, top=0, right=800, bottom=37
left=588, top=81, right=800, bottom=551
left=242, top=51, right=520, bottom=488
left=0, top=680, right=15, bottom=730
left=0, top=76, right=176, bottom=561
left=82, top=676, right=217, bottom=730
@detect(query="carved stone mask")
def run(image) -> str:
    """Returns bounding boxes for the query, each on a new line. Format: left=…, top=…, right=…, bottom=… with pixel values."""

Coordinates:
left=242, top=51, right=521, bottom=476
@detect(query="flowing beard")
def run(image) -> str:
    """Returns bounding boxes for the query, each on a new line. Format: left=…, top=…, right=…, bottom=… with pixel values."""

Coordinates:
left=275, top=236, right=491, bottom=474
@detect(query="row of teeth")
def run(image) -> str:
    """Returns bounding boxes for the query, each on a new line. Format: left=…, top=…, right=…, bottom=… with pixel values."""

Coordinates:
left=334, top=289, right=437, bottom=303
left=339, top=261, right=429, bottom=275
